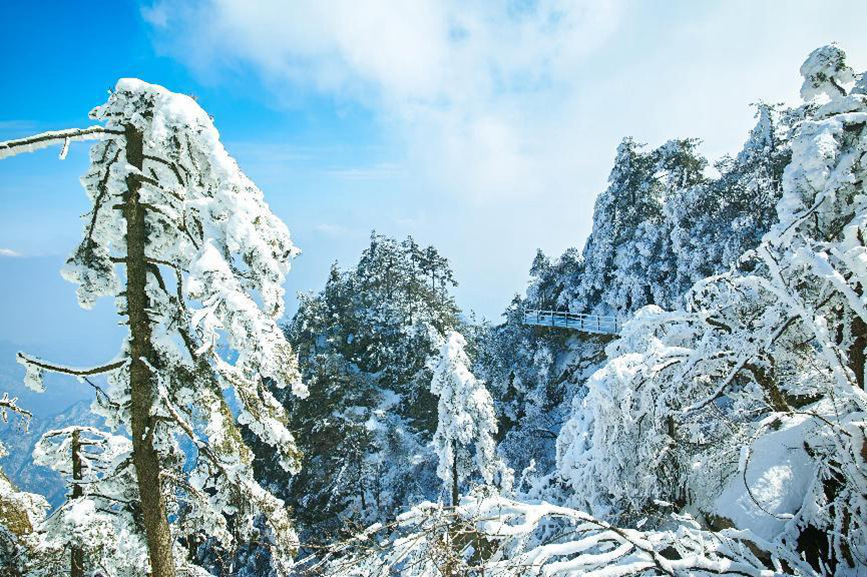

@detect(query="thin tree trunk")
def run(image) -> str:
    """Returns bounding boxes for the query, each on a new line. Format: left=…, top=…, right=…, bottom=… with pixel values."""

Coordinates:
left=70, top=429, right=84, bottom=577
left=124, top=124, right=176, bottom=577
left=451, top=446, right=459, bottom=507
left=851, top=315, right=867, bottom=390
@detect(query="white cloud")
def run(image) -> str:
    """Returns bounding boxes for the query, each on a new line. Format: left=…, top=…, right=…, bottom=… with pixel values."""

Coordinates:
left=142, top=0, right=867, bottom=317
left=141, top=4, right=169, bottom=28
left=0, top=248, right=22, bottom=258
left=143, top=0, right=624, bottom=201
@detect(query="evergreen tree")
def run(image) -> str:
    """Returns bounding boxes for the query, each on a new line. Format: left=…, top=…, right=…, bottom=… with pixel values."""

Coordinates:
left=27, top=427, right=144, bottom=577
left=253, top=233, right=461, bottom=544
left=430, top=331, right=510, bottom=505
left=0, top=395, right=47, bottom=577
left=0, top=79, right=305, bottom=576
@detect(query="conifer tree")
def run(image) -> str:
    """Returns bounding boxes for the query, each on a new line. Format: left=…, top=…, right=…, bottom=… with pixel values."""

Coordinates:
left=0, top=79, right=306, bottom=576
left=26, top=426, right=145, bottom=577
left=429, top=331, right=510, bottom=505
left=267, top=233, right=462, bottom=541
left=0, top=395, right=47, bottom=577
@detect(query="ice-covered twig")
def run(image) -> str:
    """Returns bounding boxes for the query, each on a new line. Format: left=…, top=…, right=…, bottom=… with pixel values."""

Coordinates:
left=312, top=496, right=783, bottom=577
left=17, top=351, right=127, bottom=377
left=0, top=125, right=122, bottom=160
left=0, top=392, right=31, bottom=424
left=682, top=312, right=800, bottom=414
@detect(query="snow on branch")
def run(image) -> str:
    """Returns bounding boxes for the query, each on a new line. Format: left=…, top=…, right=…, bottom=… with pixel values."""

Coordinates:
left=16, top=352, right=127, bottom=393
left=304, top=496, right=796, bottom=577
left=0, top=126, right=122, bottom=160
left=0, top=393, right=31, bottom=461
left=0, top=392, right=31, bottom=425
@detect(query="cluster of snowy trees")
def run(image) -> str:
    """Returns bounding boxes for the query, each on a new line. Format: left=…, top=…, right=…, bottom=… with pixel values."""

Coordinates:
left=469, top=95, right=796, bottom=483
left=2, top=43, right=867, bottom=576
left=251, top=234, right=481, bottom=543
left=317, top=44, right=867, bottom=576
left=528, top=105, right=791, bottom=316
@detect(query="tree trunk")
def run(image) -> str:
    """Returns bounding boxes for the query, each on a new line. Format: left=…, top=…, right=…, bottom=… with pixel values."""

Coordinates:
left=451, top=446, right=459, bottom=507
left=124, top=125, right=176, bottom=577
left=851, top=315, right=867, bottom=390
left=70, top=429, right=84, bottom=577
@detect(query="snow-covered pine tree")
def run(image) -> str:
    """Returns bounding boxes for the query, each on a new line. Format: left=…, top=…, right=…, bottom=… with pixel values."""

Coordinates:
left=0, top=395, right=47, bottom=577
left=0, top=79, right=306, bottom=576
left=667, top=102, right=791, bottom=294
left=430, top=331, right=510, bottom=505
left=575, top=137, right=708, bottom=314
left=555, top=43, right=867, bottom=572
left=266, top=233, right=460, bottom=544
left=27, top=426, right=145, bottom=577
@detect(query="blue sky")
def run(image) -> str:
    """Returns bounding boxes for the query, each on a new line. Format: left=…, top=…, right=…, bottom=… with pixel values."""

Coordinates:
left=2, top=0, right=867, bottom=374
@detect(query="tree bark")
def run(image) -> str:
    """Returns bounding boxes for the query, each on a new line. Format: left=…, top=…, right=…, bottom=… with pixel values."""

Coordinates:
left=851, top=315, right=867, bottom=390
left=70, top=429, right=84, bottom=577
left=124, top=124, right=176, bottom=577
left=451, top=446, right=459, bottom=507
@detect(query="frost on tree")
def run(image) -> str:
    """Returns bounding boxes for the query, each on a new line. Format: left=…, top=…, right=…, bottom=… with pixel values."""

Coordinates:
left=317, top=44, right=867, bottom=576
left=273, top=233, right=462, bottom=542
left=1, top=79, right=306, bottom=576
left=26, top=426, right=147, bottom=577
left=429, top=331, right=511, bottom=505
left=799, top=44, right=856, bottom=102
left=486, top=97, right=792, bottom=495
left=316, top=495, right=796, bottom=577
left=517, top=102, right=790, bottom=323
left=555, top=44, right=867, bottom=573
left=0, top=395, right=48, bottom=576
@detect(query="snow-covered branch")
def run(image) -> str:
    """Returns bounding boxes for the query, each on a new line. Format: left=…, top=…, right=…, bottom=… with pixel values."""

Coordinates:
left=0, top=126, right=122, bottom=160
left=0, top=393, right=31, bottom=424
left=16, top=352, right=127, bottom=394
left=311, top=496, right=794, bottom=577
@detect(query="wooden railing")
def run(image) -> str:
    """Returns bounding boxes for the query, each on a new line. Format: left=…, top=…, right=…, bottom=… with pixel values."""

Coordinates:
left=523, top=309, right=620, bottom=335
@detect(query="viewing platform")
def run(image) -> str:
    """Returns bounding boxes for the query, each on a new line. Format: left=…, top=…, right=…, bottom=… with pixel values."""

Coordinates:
left=523, top=309, right=620, bottom=335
